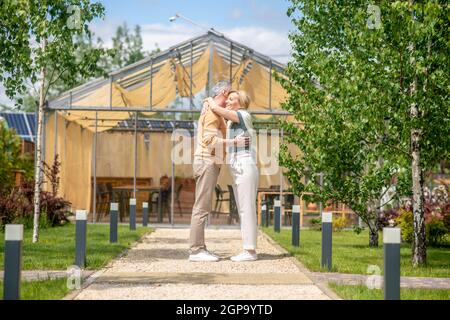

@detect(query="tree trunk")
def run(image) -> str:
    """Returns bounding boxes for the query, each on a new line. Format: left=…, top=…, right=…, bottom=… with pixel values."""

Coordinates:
left=369, top=226, right=379, bottom=247
left=408, top=0, right=426, bottom=266
left=411, top=127, right=426, bottom=266
left=366, top=203, right=379, bottom=247
left=32, top=38, right=47, bottom=243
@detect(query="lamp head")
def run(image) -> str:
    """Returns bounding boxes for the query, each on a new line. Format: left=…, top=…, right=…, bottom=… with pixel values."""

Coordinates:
left=169, top=14, right=179, bottom=22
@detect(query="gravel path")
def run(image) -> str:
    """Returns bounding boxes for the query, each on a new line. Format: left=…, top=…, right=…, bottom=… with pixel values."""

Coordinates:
left=72, top=227, right=333, bottom=300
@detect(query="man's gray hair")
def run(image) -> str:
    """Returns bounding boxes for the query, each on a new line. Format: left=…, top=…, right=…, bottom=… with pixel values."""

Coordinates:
left=211, top=80, right=231, bottom=97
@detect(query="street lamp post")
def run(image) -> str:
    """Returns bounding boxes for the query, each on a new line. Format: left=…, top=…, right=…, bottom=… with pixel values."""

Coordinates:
left=169, top=13, right=212, bottom=32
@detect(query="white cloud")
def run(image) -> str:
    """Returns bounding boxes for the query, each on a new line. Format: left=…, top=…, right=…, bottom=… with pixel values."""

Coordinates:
left=92, top=20, right=291, bottom=64
left=0, top=21, right=292, bottom=106
left=222, top=26, right=291, bottom=64
left=140, top=23, right=204, bottom=52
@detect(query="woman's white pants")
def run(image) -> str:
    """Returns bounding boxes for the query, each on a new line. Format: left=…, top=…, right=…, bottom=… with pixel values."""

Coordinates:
left=229, top=154, right=259, bottom=251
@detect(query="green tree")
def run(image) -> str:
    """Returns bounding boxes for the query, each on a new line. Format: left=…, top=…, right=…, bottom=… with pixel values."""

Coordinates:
left=110, top=23, right=149, bottom=69
left=15, top=22, right=159, bottom=113
left=280, top=1, right=449, bottom=263
left=0, top=120, right=33, bottom=192
left=0, top=0, right=111, bottom=243
left=15, top=31, right=112, bottom=112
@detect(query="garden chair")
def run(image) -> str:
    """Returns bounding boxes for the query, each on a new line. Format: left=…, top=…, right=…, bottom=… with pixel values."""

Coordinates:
left=214, top=184, right=229, bottom=217
left=227, top=185, right=240, bottom=225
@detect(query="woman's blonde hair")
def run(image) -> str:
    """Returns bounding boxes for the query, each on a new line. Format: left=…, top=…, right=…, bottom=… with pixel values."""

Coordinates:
left=229, top=90, right=251, bottom=109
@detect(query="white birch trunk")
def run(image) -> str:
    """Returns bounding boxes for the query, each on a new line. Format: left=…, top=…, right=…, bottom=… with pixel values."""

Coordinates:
left=32, top=38, right=47, bottom=243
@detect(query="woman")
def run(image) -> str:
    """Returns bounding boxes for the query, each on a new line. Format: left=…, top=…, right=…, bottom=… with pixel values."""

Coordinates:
left=204, top=90, right=259, bottom=262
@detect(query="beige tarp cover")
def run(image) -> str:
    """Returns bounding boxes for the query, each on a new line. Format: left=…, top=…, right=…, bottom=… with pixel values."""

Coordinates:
left=44, top=111, right=295, bottom=213
left=45, top=46, right=290, bottom=213
left=64, top=47, right=287, bottom=131
left=44, top=112, right=93, bottom=212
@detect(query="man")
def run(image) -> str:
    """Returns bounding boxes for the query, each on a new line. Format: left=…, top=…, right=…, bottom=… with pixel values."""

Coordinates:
left=188, top=81, right=246, bottom=262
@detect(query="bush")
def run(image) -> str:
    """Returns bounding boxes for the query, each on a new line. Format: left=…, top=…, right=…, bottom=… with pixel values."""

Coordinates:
left=0, top=182, right=70, bottom=229
left=426, top=218, right=449, bottom=247
left=0, top=120, right=34, bottom=192
left=396, top=208, right=414, bottom=243
left=352, top=225, right=364, bottom=235
left=309, top=218, right=322, bottom=231
left=0, top=154, right=71, bottom=229
left=15, top=210, right=52, bottom=230
left=19, top=180, right=71, bottom=227
left=378, top=208, right=399, bottom=228
left=333, top=215, right=348, bottom=232
left=443, top=213, right=450, bottom=231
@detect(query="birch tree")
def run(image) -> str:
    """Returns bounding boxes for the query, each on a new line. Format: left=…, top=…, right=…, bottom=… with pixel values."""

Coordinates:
left=0, top=0, right=110, bottom=242
left=280, top=1, right=449, bottom=261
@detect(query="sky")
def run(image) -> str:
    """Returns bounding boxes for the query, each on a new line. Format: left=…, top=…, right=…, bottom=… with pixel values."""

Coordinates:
left=0, top=0, right=295, bottom=107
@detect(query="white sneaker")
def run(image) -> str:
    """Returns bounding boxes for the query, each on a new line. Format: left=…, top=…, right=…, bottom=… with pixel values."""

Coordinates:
left=230, top=251, right=257, bottom=262
left=189, top=250, right=219, bottom=262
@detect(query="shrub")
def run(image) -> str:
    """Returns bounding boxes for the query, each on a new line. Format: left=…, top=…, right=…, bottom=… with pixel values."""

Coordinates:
left=426, top=218, right=449, bottom=247
left=352, top=225, right=364, bottom=235
left=378, top=208, right=399, bottom=228
left=333, top=215, right=348, bottom=232
left=443, top=213, right=450, bottom=231
left=0, top=182, right=70, bottom=229
left=396, top=208, right=414, bottom=243
left=18, top=180, right=71, bottom=227
left=0, top=154, right=71, bottom=229
left=309, top=218, right=322, bottom=231
left=15, top=209, right=51, bottom=230
left=0, top=120, right=33, bottom=192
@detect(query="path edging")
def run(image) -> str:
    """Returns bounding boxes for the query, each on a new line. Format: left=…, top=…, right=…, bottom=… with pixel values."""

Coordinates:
left=62, top=229, right=153, bottom=300
left=258, top=229, right=342, bottom=300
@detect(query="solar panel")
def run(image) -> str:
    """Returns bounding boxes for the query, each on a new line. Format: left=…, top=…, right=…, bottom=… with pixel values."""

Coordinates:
left=7, top=113, right=28, bottom=135
left=148, top=120, right=173, bottom=130
left=173, top=121, right=194, bottom=130
left=0, top=112, right=36, bottom=141
left=26, top=113, right=36, bottom=135
left=116, top=119, right=196, bottom=131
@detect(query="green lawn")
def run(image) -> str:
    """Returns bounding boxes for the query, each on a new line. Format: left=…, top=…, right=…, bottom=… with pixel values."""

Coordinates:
left=0, top=223, right=153, bottom=270
left=329, top=283, right=450, bottom=300
left=0, top=278, right=71, bottom=300
left=262, top=227, right=450, bottom=278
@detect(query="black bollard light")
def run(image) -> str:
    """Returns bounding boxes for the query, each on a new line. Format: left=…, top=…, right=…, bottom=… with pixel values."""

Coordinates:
left=383, top=227, right=401, bottom=300
left=3, top=224, right=23, bottom=300
left=110, top=203, right=118, bottom=243
left=292, top=205, right=300, bottom=247
left=75, top=210, right=87, bottom=268
left=142, top=202, right=149, bottom=227
left=321, top=211, right=332, bottom=271
left=274, top=200, right=281, bottom=233
left=129, top=198, right=136, bottom=230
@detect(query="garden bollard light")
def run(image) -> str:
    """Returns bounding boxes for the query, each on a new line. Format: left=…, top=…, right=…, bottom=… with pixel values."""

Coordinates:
left=383, top=228, right=401, bottom=300
left=321, top=212, right=332, bottom=271
left=292, top=205, right=300, bottom=247
left=274, top=200, right=281, bottom=233
left=129, top=198, right=136, bottom=230
left=3, top=224, right=23, bottom=300
left=261, top=204, right=268, bottom=227
left=110, top=203, right=118, bottom=243
left=75, top=210, right=87, bottom=268
left=142, top=202, right=149, bottom=227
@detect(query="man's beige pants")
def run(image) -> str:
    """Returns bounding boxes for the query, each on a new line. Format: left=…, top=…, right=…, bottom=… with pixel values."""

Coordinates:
left=189, top=159, right=220, bottom=254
